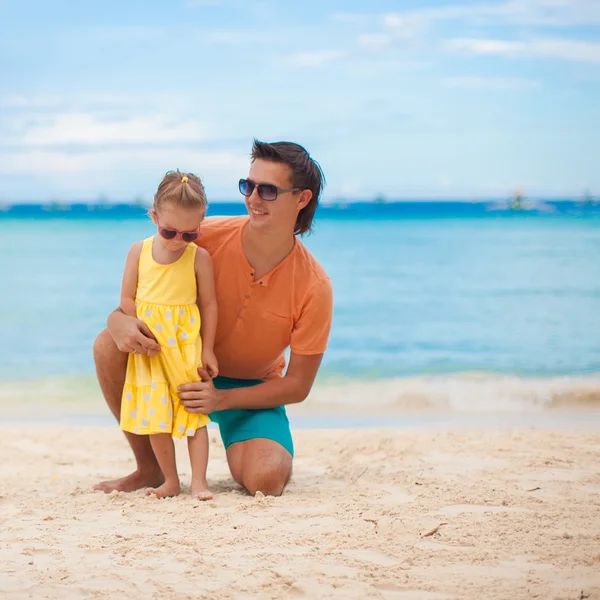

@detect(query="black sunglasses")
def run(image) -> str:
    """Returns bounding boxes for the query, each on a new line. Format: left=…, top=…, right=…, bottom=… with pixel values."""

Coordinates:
left=239, top=178, right=301, bottom=201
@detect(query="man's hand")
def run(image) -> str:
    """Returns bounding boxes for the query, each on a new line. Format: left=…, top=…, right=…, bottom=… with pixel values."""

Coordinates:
left=178, top=368, right=223, bottom=415
left=108, top=310, right=161, bottom=357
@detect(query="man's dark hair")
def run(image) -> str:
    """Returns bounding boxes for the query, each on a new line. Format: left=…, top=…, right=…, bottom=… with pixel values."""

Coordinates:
left=251, top=139, right=325, bottom=236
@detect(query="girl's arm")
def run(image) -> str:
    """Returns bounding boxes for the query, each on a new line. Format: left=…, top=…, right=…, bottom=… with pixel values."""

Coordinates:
left=120, top=241, right=143, bottom=317
left=195, top=247, right=218, bottom=354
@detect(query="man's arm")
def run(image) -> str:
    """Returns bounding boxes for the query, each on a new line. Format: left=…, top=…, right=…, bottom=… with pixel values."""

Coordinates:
left=119, top=242, right=142, bottom=317
left=179, top=274, right=333, bottom=413
left=178, top=352, right=323, bottom=413
left=222, top=352, right=322, bottom=409
left=195, top=248, right=218, bottom=353
left=106, top=241, right=161, bottom=356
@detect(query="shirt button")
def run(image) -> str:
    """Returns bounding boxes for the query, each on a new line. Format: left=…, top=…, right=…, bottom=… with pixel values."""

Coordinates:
left=238, top=315, right=242, bottom=319
left=259, top=282, right=263, bottom=285
left=250, top=272, right=254, bottom=276
left=243, top=306, right=247, bottom=309
left=245, top=295, right=250, bottom=299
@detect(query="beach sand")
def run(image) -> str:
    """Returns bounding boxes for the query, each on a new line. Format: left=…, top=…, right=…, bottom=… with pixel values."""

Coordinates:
left=2, top=423, right=600, bottom=599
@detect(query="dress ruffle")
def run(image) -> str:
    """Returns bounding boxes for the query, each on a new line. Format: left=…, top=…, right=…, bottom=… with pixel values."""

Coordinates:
left=120, top=299, right=210, bottom=438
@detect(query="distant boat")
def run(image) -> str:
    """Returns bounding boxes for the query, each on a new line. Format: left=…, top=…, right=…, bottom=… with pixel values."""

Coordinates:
left=581, top=189, right=597, bottom=206
left=95, top=195, right=110, bottom=210
left=511, top=189, right=524, bottom=210
left=486, top=189, right=555, bottom=213
left=133, top=195, right=148, bottom=208
left=373, top=194, right=387, bottom=204
left=42, top=200, right=70, bottom=212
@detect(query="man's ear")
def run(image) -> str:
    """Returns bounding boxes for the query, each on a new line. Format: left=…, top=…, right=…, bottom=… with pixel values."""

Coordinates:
left=297, top=189, right=312, bottom=212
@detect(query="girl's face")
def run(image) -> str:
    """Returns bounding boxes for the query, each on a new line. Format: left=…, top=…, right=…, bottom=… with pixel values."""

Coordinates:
left=150, top=203, right=206, bottom=252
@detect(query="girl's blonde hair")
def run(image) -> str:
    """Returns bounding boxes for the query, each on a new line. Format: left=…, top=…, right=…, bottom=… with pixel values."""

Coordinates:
left=154, top=170, right=207, bottom=211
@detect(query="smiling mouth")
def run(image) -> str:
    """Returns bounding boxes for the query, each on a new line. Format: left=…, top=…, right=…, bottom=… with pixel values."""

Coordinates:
left=250, top=207, right=269, bottom=216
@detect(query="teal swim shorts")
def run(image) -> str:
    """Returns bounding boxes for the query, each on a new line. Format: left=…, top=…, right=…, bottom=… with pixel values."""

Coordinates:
left=209, top=376, right=294, bottom=457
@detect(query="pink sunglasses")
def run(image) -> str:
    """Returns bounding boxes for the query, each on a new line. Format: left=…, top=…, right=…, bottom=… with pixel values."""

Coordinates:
left=156, top=216, right=201, bottom=243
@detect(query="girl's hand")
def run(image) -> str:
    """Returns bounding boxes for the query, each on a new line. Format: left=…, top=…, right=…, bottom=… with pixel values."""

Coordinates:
left=201, top=349, right=219, bottom=379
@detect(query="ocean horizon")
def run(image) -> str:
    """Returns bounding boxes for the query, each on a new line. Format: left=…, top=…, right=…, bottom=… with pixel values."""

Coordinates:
left=2, top=197, right=599, bottom=218
left=1, top=199, right=599, bottom=413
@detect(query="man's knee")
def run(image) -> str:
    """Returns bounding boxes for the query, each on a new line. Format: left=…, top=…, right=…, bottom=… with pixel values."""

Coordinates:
left=93, top=329, right=127, bottom=414
left=243, top=466, right=290, bottom=497
left=93, top=329, right=116, bottom=360
left=93, top=329, right=126, bottom=372
left=227, top=439, right=292, bottom=497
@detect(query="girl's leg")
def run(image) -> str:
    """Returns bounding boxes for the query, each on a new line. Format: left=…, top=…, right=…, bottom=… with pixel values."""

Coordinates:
left=146, top=434, right=181, bottom=498
left=188, top=427, right=212, bottom=500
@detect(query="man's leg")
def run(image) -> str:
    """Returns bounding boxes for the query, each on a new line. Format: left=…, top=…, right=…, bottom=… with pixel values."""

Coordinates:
left=92, top=329, right=163, bottom=493
left=226, top=438, right=292, bottom=497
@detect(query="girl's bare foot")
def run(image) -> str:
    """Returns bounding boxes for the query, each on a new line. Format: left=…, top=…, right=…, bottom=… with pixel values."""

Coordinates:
left=94, top=468, right=164, bottom=493
left=146, top=479, right=181, bottom=499
left=191, top=479, right=213, bottom=501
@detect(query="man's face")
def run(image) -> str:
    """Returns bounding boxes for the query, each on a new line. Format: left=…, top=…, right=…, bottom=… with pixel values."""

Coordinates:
left=244, top=159, right=307, bottom=234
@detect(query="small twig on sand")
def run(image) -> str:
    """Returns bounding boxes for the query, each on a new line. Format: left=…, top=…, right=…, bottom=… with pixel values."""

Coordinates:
left=526, top=487, right=541, bottom=492
left=421, top=522, right=448, bottom=538
left=352, top=466, right=368, bottom=483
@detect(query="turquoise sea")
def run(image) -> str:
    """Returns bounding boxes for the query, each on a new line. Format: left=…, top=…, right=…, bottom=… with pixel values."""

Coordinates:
left=1, top=200, right=599, bottom=413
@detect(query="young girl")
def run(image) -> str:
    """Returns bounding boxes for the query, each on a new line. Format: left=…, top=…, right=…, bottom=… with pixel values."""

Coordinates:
left=119, top=170, right=217, bottom=500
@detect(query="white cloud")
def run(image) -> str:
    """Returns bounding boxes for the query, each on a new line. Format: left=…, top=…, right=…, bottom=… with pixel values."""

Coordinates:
left=86, top=26, right=166, bottom=43
left=443, top=76, right=541, bottom=90
left=1, top=148, right=246, bottom=175
left=475, top=0, right=600, bottom=26
left=19, top=114, right=213, bottom=147
left=448, top=38, right=524, bottom=55
left=447, top=38, right=600, bottom=63
left=533, top=38, right=600, bottom=62
left=329, top=13, right=374, bottom=24
left=0, top=92, right=186, bottom=117
left=0, top=147, right=249, bottom=200
left=204, top=30, right=281, bottom=44
left=0, top=94, right=65, bottom=110
left=351, top=1, right=600, bottom=53
left=346, top=58, right=430, bottom=76
left=356, top=11, right=431, bottom=50
left=383, top=12, right=431, bottom=41
left=283, top=50, right=345, bottom=68
left=358, top=33, right=394, bottom=50
left=382, top=0, right=600, bottom=29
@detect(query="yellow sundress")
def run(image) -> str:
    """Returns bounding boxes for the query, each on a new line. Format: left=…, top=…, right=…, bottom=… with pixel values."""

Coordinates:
left=120, top=237, right=210, bottom=438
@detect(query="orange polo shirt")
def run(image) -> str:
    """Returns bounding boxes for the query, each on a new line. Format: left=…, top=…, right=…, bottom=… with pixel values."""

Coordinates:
left=196, top=216, right=333, bottom=380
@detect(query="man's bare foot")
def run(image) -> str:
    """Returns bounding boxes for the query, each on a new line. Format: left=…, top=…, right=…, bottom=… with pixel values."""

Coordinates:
left=93, top=469, right=164, bottom=493
left=191, top=479, right=213, bottom=501
left=146, top=479, right=181, bottom=499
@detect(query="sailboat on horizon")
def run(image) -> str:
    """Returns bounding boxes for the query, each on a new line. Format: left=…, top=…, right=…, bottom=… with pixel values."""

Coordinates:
left=486, top=189, right=555, bottom=213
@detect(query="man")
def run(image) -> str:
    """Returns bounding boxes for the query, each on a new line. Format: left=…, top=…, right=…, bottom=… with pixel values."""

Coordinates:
left=93, top=139, right=333, bottom=496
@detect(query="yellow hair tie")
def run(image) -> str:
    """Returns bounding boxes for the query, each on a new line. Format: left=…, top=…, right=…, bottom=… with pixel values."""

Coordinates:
left=181, top=175, right=188, bottom=184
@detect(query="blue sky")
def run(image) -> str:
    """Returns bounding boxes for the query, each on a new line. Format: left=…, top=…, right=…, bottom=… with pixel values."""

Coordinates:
left=1, top=0, right=599, bottom=202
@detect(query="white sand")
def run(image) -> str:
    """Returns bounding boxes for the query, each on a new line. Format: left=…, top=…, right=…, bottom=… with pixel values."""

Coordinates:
left=1, top=425, right=599, bottom=599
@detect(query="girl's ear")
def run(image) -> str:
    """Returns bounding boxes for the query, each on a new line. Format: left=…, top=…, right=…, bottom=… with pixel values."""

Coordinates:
left=148, top=209, right=157, bottom=225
